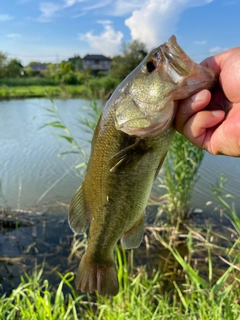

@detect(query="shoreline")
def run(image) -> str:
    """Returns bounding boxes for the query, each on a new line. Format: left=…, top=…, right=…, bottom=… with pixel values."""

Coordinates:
left=0, top=84, right=90, bottom=101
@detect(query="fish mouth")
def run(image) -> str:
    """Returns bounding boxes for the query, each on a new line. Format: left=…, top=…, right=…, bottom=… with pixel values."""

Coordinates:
left=161, top=35, right=218, bottom=96
left=161, top=35, right=192, bottom=77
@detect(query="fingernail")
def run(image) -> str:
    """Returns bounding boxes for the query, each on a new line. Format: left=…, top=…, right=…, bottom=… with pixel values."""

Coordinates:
left=212, top=110, right=225, bottom=118
left=191, top=90, right=207, bottom=103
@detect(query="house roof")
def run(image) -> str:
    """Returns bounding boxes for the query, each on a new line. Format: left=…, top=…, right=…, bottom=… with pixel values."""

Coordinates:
left=28, top=63, right=48, bottom=71
left=82, top=54, right=111, bottom=61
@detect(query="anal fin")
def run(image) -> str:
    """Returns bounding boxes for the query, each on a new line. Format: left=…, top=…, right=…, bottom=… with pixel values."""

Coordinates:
left=121, top=216, right=144, bottom=249
left=68, top=182, right=90, bottom=234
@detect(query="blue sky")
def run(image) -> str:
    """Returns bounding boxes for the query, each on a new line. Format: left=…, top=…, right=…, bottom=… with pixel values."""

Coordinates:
left=0, top=0, right=240, bottom=66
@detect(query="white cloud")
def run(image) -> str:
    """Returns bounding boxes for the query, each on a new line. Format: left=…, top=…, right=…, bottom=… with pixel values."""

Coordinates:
left=112, top=0, right=144, bottom=16
left=37, top=0, right=87, bottom=22
left=72, top=12, right=86, bottom=18
left=64, top=0, right=86, bottom=7
left=37, top=2, right=61, bottom=22
left=7, top=33, right=22, bottom=39
left=64, top=0, right=78, bottom=6
left=209, top=46, right=229, bottom=54
left=82, top=0, right=112, bottom=11
left=0, top=14, right=14, bottom=21
left=79, top=22, right=123, bottom=56
left=194, top=40, right=207, bottom=45
left=97, top=20, right=112, bottom=25
left=125, top=0, right=213, bottom=51
left=209, top=46, right=222, bottom=53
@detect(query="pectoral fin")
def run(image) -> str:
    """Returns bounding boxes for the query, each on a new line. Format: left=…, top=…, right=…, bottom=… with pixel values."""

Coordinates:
left=121, top=216, right=145, bottom=249
left=68, top=182, right=90, bottom=234
left=109, top=139, right=147, bottom=173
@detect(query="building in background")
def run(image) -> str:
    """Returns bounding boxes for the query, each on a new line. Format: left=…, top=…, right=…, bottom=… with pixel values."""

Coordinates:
left=82, top=54, right=111, bottom=73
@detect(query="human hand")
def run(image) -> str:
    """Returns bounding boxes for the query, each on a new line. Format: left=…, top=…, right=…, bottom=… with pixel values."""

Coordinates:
left=174, top=47, right=240, bottom=156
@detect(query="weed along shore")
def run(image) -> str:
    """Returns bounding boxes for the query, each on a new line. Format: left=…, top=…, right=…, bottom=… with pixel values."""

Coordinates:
left=0, top=85, right=85, bottom=100
left=1, top=97, right=240, bottom=318
left=0, top=76, right=121, bottom=100
left=0, top=201, right=240, bottom=319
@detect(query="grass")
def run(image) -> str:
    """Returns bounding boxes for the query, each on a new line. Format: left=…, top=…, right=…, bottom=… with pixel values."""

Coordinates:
left=157, top=131, right=204, bottom=224
left=0, top=85, right=91, bottom=100
left=0, top=75, right=120, bottom=100
left=1, top=184, right=239, bottom=319
left=0, top=77, right=60, bottom=87
left=1, top=227, right=240, bottom=320
left=1, top=174, right=239, bottom=319
left=0, top=270, right=83, bottom=320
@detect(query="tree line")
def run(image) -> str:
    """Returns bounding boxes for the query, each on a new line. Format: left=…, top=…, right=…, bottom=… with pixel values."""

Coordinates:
left=0, top=40, right=148, bottom=85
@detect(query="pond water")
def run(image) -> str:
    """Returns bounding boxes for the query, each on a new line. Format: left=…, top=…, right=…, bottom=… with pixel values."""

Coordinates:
left=0, top=98, right=239, bottom=295
left=0, top=98, right=92, bottom=212
left=0, top=98, right=240, bottom=214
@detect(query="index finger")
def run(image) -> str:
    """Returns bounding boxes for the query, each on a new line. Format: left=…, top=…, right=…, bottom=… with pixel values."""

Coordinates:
left=175, top=89, right=211, bottom=134
left=200, top=55, right=221, bottom=73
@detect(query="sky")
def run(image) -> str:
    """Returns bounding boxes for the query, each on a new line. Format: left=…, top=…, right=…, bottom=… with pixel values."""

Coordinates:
left=0, top=0, right=240, bottom=66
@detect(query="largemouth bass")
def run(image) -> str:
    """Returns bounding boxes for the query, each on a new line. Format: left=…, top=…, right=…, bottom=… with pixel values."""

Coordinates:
left=69, top=35, right=217, bottom=296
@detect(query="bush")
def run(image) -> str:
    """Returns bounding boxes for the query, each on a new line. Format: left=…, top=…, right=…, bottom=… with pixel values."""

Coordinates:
left=61, top=71, right=78, bottom=85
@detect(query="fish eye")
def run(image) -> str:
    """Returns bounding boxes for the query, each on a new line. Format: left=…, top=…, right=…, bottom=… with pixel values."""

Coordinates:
left=146, top=61, right=156, bottom=73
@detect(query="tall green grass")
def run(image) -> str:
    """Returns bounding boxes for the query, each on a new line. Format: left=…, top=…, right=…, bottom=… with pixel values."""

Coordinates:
left=157, top=132, right=204, bottom=224
left=0, top=270, right=83, bottom=320
left=1, top=237, right=240, bottom=319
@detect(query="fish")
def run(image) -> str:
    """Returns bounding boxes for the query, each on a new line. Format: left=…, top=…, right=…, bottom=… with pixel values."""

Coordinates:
left=68, top=35, right=218, bottom=296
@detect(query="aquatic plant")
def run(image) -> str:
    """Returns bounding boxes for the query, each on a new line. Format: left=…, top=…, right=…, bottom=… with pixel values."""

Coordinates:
left=40, top=95, right=101, bottom=174
left=157, top=132, right=204, bottom=224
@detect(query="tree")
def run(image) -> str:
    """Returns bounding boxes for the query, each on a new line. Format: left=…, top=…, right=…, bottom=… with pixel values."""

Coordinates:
left=5, top=59, right=23, bottom=77
left=68, top=55, right=82, bottom=71
left=110, top=40, right=148, bottom=80
left=0, top=52, right=7, bottom=77
left=59, top=61, right=73, bottom=73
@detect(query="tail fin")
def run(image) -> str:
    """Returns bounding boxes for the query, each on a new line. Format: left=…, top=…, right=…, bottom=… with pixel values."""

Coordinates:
left=75, top=253, right=119, bottom=296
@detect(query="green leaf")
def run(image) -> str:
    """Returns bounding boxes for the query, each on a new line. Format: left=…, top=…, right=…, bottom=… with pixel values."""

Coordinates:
left=54, top=134, right=74, bottom=143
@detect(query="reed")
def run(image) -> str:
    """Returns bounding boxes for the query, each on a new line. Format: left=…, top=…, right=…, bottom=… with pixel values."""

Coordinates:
left=157, top=132, right=204, bottom=224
